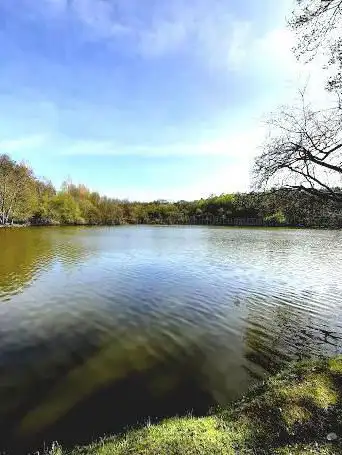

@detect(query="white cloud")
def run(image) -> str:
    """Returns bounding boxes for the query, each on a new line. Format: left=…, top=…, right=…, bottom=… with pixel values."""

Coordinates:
left=134, top=1, right=253, bottom=71
left=136, top=15, right=189, bottom=58
left=225, top=22, right=252, bottom=70
left=241, top=25, right=335, bottom=111
left=61, top=126, right=264, bottom=158
left=69, top=0, right=131, bottom=39
left=0, top=134, right=47, bottom=153
left=23, top=0, right=255, bottom=71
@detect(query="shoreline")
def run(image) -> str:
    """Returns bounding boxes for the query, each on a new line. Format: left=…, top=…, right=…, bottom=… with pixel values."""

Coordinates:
left=51, top=356, right=341, bottom=455
left=0, top=223, right=338, bottom=230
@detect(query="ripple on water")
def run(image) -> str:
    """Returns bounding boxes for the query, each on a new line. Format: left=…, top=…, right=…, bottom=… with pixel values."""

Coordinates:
left=0, top=226, right=341, bottom=452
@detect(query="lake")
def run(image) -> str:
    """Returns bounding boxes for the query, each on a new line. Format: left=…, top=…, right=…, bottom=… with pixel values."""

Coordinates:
left=0, top=226, right=341, bottom=452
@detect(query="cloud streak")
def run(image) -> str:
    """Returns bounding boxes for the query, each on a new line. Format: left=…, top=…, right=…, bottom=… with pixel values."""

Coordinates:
left=60, top=126, right=264, bottom=159
left=0, top=135, right=47, bottom=153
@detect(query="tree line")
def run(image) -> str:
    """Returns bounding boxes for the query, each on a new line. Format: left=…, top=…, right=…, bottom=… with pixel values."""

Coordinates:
left=0, top=153, right=340, bottom=228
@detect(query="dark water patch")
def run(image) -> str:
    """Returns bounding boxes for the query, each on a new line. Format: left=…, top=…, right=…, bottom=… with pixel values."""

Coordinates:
left=0, top=330, right=215, bottom=452
left=0, top=226, right=341, bottom=452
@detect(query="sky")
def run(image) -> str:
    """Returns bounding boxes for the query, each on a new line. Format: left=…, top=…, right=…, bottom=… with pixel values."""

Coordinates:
left=0, top=0, right=328, bottom=200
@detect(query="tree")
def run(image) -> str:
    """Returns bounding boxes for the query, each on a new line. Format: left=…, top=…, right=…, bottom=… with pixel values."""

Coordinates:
left=254, top=92, right=342, bottom=203
left=50, top=192, right=83, bottom=224
left=97, top=197, right=124, bottom=225
left=232, top=192, right=262, bottom=217
left=32, top=179, right=56, bottom=222
left=0, top=154, right=36, bottom=224
left=79, top=199, right=100, bottom=225
left=289, top=0, right=342, bottom=91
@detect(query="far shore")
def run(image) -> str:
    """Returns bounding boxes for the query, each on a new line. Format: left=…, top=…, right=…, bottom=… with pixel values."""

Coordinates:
left=0, top=222, right=332, bottom=230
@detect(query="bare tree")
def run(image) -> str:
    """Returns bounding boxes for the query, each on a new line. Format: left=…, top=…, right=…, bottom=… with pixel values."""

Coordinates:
left=254, top=92, right=342, bottom=203
left=289, top=0, right=342, bottom=91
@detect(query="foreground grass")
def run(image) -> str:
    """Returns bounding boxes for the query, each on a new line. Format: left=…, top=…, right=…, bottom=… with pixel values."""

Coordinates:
left=52, top=357, right=342, bottom=455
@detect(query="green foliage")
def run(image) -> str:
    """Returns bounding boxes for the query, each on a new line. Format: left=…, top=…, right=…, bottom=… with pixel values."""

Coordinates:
left=264, top=211, right=286, bottom=224
left=78, top=199, right=99, bottom=225
left=0, top=153, right=341, bottom=227
left=50, top=193, right=84, bottom=225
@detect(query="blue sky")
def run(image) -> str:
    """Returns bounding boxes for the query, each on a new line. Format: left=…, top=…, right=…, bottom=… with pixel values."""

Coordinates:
left=0, top=0, right=314, bottom=200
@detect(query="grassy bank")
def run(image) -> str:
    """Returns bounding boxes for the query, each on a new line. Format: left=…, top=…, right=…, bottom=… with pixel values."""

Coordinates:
left=52, top=357, right=342, bottom=455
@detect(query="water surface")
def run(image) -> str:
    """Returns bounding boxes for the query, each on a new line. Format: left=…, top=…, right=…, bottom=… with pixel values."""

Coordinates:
left=0, top=226, right=341, bottom=451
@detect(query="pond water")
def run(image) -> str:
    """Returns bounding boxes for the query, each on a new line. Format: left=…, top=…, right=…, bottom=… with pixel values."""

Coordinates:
left=0, top=226, right=341, bottom=452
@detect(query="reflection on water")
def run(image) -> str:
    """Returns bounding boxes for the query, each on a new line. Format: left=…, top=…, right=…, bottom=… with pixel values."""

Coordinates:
left=0, top=229, right=53, bottom=299
left=0, top=226, right=341, bottom=452
left=0, top=227, right=92, bottom=300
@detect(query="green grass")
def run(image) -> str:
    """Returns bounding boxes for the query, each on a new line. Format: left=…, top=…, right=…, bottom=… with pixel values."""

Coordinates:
left=65, top=416, right=233, bottom=455
left=51, top=356, right=342, bottom=455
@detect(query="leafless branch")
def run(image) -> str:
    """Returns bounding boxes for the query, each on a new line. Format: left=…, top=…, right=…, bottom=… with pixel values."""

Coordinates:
left=254, top=92, right=342, bottom=203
